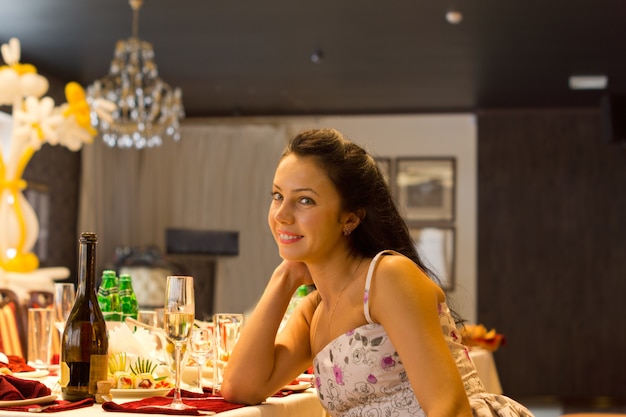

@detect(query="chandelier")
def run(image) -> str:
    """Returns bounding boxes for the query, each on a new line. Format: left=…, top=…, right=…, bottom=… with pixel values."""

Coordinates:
left=87, top=0, right=184, bottom=149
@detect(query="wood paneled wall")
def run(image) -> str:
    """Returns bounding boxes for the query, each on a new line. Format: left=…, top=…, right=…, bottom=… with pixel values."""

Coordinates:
left=477, top=109, right=626, bottom=400
left=23, top=145, right=81, bottom=282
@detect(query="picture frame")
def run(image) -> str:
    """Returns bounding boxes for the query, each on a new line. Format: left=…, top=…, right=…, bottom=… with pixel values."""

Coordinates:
left=396, top=157, right=455, bottom=222
left=410, top=226, right=455, bottom=290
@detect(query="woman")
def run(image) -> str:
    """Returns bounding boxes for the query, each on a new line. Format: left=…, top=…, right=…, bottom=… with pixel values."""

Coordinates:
left=221, top=128, right=533, bottom=417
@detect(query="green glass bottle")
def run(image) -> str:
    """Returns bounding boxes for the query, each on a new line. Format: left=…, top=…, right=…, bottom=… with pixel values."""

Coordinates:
left=118, top=273, right=139, bottom=321
left=97, top=270, right=121, bottom=321
left=60, top=232, right=109, bottom=401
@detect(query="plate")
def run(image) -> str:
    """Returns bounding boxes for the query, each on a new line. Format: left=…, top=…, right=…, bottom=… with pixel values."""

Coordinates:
left=0, top=394, right=57, bottom=407
left=282, top=382, right=312, bottom=392
left=110, top=388, right=171, bottom=398
left=14, top=370, right=49, bottom=379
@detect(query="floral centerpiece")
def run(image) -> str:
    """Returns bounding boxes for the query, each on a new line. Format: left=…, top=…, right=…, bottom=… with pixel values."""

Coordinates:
left=0, top=38, right=114, bottom=273
left=460, top=323, right=506, bottom=352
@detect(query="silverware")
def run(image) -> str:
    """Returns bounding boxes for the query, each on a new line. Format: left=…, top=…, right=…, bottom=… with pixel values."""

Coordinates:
left=27, top=404, right=56, bottom=413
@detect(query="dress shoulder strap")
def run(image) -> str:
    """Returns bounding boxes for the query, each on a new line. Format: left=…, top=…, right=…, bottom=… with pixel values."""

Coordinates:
left=363, top=250, right=398, bottom=324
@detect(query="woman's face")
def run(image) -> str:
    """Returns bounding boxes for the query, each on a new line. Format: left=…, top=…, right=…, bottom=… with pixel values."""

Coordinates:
left=268, top=154, right=349, bottom=263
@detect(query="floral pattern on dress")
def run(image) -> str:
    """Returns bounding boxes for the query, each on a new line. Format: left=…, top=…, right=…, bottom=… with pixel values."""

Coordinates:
left=314, top=324, right=425, bottom=417
left=313, top=251, right=534, bottom=417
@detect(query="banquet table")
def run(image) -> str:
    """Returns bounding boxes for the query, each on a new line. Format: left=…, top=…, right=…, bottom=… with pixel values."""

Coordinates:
left=0, top=376, right=325, bottom=417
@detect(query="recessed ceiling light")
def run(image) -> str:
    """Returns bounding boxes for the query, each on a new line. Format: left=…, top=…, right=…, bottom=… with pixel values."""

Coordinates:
left=310, top=49, right=324, bottom=64
left=569, top=75, right=608, bottom=90
left=446, top=10, right=463, bottom=24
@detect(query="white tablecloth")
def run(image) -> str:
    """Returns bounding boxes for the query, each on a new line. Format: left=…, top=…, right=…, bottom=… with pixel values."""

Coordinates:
left=469, top=348, right=503, bottom=394
left=0, top=376, right=325, bottom=417
left=0, top=350, right=501, bottom=416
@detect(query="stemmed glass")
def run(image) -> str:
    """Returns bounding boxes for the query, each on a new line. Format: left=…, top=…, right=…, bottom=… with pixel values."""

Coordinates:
left=189, top=326, right=213, bottom=393
left=163, top=276, right=195, bottom=410
left=53, top=283, right=75, bottom=351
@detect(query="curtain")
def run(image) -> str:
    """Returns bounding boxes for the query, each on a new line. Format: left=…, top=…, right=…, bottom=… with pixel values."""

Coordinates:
left=79, top=123, right=288, bottom=314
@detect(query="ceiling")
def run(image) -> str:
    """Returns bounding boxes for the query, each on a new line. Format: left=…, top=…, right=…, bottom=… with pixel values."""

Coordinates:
left=1, top=0, right=625, bottom=118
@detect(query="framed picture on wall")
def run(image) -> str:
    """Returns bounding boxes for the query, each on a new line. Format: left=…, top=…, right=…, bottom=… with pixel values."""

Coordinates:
left=410, top=226, right=455, bottom=290
left=396, top=157, right=455, bottom=222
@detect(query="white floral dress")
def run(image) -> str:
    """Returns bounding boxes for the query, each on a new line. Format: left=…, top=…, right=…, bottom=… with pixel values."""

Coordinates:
left=312, top=250, right=534, bottom=417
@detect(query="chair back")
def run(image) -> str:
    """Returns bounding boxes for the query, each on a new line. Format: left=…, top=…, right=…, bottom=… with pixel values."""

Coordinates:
left=0, top=288, right=26, bottom=357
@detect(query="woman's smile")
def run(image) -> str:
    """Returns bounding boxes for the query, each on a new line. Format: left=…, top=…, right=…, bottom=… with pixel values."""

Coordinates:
left=278, top=230, right=303, bottom=244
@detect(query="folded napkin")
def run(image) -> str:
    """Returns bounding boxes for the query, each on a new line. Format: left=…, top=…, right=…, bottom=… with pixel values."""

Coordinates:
left=0, top=374, right=51, bottom=401
left=0, top=398, right=94, bottom=413
left=0, top=355, right=35, bottom=373
left=102, top=389, right=246, bottom=415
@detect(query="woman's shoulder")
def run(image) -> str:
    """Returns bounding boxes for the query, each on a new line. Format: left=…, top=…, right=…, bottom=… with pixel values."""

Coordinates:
left=368, top=250, right=445, bottom=313
left=371, top=250, right=420, bottom=276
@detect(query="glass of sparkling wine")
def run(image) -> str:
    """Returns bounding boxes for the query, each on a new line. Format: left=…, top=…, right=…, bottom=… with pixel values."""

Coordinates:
left=53, top=283, right=75, bottom=340
left=163, top=276, right=195, bottom=410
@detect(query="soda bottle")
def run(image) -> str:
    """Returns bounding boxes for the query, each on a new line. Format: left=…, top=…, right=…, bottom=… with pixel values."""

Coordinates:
left=119, top=273, right=139, bottom=321
left=97, top=270, right=121, bottom=321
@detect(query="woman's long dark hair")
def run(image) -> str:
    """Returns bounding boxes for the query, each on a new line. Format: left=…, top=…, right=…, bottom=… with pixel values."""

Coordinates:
left=282, top=128, right=440, bottom=285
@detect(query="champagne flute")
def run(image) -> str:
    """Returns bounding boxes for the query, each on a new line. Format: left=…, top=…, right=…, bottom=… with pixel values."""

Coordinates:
left=189, top=326, right=213, bottom=393
left=163, top=276, right=195, bottom=410
left=53, top=283, right=75, bottom=354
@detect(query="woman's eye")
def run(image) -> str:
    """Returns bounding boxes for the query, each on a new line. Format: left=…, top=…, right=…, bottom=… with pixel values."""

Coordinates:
left=298, top=197, right=314, bottom=205
left=271, top=192, right=283, bottom=201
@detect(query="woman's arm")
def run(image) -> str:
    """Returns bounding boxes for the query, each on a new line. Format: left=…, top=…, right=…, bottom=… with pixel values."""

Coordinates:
left=370, top=255, right=473, bottom=417
left=220, top=261, right=315, bottom=404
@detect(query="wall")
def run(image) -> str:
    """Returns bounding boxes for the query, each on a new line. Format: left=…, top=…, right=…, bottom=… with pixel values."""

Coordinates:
left=478, top=108, right=626, bottom=400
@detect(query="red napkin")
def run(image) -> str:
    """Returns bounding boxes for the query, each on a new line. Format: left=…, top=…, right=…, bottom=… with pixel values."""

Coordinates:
left=0, top=356, right=35, bottom=373
left=0, top=398, right=94, bottom=413
left=0, top=374, right=51, bottom=400
left=102, top=389, right=246, bottom=415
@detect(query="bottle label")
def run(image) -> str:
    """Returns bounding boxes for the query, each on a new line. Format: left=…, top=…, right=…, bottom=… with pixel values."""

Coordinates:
left=59, top=362, right=70, bottom=387
left=60, top=355, right=108, bottom=396
left=89, top=354, right=109, bottom=394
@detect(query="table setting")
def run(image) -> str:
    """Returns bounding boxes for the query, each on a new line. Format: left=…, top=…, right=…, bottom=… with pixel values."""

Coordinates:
left=0, top=272, right=321, bottom=417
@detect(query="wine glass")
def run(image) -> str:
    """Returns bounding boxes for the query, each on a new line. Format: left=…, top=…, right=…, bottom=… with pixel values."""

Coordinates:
left=163, top=276, right=195, bottom=410
left=53, top=283, right=75, bottom=351
left=189, top=326, right=213, bottom=393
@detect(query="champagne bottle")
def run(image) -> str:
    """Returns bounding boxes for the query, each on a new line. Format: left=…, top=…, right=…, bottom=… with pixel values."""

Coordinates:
left=97, top=270, right=121, bottom=321
left=60, top=232, right=109, bottom=401
left=118, top=273, right=138, bottom=321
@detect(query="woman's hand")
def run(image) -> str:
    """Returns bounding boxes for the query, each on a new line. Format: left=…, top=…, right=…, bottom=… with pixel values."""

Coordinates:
left=274, top=260, right=314, bottom=288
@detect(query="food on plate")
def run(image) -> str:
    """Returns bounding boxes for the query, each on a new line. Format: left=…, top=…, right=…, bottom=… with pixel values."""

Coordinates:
left=114, top=371, right=134, bottom=389
left=130, top=357, right=157, bottom=376
left=108, top=352, right=129, bottom=375
left=133, top=373, right=155, bottom=389
left=108, top=352, right=173, bottom=390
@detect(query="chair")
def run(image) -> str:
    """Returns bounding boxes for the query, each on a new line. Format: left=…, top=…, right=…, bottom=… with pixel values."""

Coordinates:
left=113, top=245, right=182, bottom=309
left=0, top=288, right=26, bottom=357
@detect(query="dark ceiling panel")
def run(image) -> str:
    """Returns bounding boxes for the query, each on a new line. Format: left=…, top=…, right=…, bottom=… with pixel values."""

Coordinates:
left=0, top=0, right=624, bottom=117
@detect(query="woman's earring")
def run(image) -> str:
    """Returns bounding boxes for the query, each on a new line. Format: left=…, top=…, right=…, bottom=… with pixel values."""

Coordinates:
left=343, top=227, right=352, bottom=236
